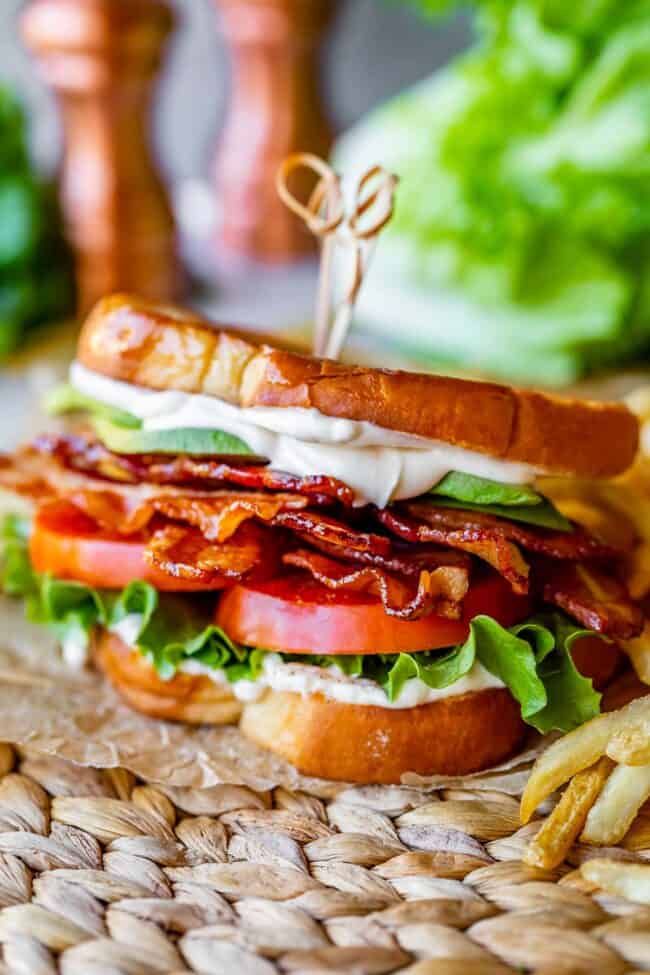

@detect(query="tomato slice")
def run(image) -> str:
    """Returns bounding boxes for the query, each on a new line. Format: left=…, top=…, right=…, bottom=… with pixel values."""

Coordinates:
left=30, top=500, right=227, bottom=592
left=215, top=570, right=532, bottom=655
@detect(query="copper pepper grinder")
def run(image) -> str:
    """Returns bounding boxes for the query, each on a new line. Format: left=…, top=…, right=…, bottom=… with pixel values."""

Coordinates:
left=214, top=0, right=336, bottom=262
left=21, top=0, right=182, bottom=315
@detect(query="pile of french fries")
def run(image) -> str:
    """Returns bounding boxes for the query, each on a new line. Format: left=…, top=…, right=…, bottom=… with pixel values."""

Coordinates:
left=522, top=695, right=650, bottom=901
left=520, top=388, right=650, bottom=901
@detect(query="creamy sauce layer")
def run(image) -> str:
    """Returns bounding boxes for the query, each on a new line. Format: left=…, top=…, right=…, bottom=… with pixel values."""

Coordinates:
left=180, top=653, right=505, bottom=709
left=70, top=362, right=539, bottom=507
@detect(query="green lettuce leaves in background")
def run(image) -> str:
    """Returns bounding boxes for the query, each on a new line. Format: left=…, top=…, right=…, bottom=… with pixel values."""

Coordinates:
left=340, top=0, right=650, bottom=383
left=0, top=86, right=74, bottom=358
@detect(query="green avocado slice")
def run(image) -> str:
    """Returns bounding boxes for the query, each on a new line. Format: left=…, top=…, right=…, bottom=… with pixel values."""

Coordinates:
left=93, top=417, right=256, bottom=457
left=45, top=383, right=141, bottom=429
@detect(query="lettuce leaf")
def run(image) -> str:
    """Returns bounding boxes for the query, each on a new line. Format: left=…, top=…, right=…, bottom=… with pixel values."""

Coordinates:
left=1, top=517, right=601, bottom=732
left=430, top=471, right=543, bottom=507
left=110, top=582, right=262, bottom=682
left=427, top=496, right=573, bottom=531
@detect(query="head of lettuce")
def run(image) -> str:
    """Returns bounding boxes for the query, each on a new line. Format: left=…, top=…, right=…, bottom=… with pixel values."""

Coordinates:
left=336, top=0, right=650, bottom=385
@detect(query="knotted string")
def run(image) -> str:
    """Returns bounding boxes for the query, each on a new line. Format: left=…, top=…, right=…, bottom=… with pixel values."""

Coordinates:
left=276, top=153, right=398, bottom=359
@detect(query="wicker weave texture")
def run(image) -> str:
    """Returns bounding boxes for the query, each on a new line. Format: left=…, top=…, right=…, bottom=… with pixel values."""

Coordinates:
left=0, top=742, right=647, bottom=974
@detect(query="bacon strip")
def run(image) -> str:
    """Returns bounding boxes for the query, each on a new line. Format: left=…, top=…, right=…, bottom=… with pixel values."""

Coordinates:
left=145, top=522, right=282, bottom=585
left=151, top=495, right=302, bottom=543
left=284, top=549, right=469, bottom=621
left=273, top=510, right=392, bottom=557
left=0, top=447, right=310, bottom=535
left=401, top=502, right=618, bottom=560
left=34, top=434, right=356, bottom=506
left=303, top=538, right=472, bottom=578
left=377, top=507, right=530, bottom=594
left=533, top=559, right=644, bottom=640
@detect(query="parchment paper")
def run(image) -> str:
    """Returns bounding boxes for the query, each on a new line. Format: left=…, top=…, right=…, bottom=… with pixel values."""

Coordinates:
left=0, top=595, right=546, bottom=796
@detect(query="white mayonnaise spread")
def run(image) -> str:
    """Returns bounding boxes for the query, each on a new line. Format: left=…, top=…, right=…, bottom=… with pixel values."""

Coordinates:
left=179, top=653, right=505, bottom=709
left=110, top=614, right=146, bottom=648
left=70, top=362, right=539, bottom=507
left=61, top=631, right=90, bottom=669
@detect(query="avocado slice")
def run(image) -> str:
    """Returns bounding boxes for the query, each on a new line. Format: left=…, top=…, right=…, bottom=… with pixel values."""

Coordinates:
left=45, top=384, right=141, bottom=428
left=93, top=417, right=255, bottom=457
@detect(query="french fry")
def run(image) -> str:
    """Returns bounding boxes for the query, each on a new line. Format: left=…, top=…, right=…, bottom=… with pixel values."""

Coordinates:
left=520, top=713, right=618, bottom=824
left=580, top=859, right=650, bottom=905
left=523, top=757, right=614, bottom=870
left=623, top=802, right=650, bottom=851
left=627, top=540, right=650, bottom=602
left=580, top=763, right=650, bottom=846
left=606, top=698, right=650, bottom=766
left=620, top=621, right=650, bottom=686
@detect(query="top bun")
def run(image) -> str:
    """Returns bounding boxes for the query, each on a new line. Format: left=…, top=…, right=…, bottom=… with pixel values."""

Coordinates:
left=78, top=293, right=638, bottom=479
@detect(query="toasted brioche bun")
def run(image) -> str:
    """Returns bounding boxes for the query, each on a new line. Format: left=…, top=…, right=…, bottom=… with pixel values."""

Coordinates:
left=93, top=630, right=242, bottom=725
left=77, top=293, right=638, bottom=479
left=94, top=626, right=621, bottom=782
left=240, top=687, right=527, bottom=783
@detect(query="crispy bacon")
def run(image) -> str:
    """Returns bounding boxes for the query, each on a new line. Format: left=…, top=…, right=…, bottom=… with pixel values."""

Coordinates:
left=376, top=501, right=620, bottom=596
left=533, top=559, right=644, bottom=639
left=303, top=537, right=472, bottom=578
left=3, top=440, right=643, bottom=633
left=145, top=522, right=282, bottom=585
left=400, top=502, right=618, bottom=560
left=34, top=434, right=356, bottom=506
left=273, top=510, right=392, bottom=557
left=377, top=507, right=530, bottom=594
left=150, top=494, right=305, bottom=543
left=284, top=549, right=469, bottom=620
left=1, top=447, right=310, bottom=536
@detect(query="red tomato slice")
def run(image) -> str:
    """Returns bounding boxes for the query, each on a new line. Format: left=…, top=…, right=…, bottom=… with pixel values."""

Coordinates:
left=30, top=500, right=227, bottom=592
left=215, top=571, right=532, bottom=655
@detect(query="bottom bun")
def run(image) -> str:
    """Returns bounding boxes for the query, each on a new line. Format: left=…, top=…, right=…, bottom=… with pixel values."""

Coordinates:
left=93, top=630, right=242, bottom=725
left=240, top=687, right=527, bottom=783
left=239, top=635, right=623, bottom=784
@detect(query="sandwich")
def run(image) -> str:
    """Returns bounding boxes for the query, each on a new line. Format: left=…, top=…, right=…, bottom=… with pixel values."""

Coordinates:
left=0, top=293, right=644, bottom=784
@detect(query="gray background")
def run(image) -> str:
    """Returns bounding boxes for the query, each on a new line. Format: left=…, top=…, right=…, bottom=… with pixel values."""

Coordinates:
left=1, top=0, right=469, bottom=181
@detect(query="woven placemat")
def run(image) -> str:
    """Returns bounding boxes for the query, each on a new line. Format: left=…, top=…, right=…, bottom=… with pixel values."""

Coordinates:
left=0, top=743, right=647, bottom=975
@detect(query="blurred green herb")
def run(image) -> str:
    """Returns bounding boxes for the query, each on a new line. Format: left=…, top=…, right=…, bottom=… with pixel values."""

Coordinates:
left=0, top=86, right=74, bottom=358
left=340, top=1, right=650, bottom=383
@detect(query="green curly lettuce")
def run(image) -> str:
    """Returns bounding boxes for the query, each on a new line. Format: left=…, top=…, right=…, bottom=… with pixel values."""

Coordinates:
left=338, top=1, right=650, bottom=383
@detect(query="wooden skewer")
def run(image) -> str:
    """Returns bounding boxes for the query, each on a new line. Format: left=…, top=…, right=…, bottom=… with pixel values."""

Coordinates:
left=276, top=153, right=398, bottom=360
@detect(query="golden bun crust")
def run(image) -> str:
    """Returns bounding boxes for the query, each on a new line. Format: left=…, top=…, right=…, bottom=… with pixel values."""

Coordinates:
left=93, top=630, right=242, bottom=725
left=77, top=293, right=638, bottom=479
left=240, top=688, right=527, bottom=783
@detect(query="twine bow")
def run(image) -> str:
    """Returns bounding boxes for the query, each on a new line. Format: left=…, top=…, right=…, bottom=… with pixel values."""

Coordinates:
left=276, top=153, right=398, bottom=360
